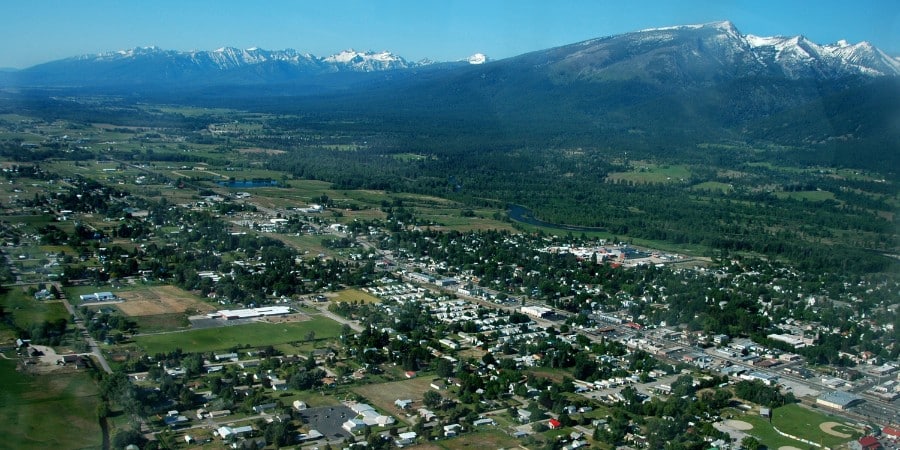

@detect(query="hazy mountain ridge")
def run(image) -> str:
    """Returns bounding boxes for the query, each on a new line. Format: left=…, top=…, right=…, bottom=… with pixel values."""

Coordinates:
left=532, top=21, right=899, bottom=85
left=2, top=21, right=897, bottom=90
left=3, top=46, right=461, bottom=89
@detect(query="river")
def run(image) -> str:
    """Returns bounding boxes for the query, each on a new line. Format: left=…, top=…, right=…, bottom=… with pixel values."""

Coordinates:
left=507, top=205, right=607, bottom=233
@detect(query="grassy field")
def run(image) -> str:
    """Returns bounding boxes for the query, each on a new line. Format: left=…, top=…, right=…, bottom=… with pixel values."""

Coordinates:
left=739, top=403, right=862, bottom=449
left=774, top=190, right=837, bottom=202
left=114, top=284, right=215, bottom=317
left=691, top=181, right=734, bottom=193
left=127, top=313, right=190, bottom=333
left=353, top=377, right=439, bottom=424
left=330, top=288, right=381, bottom=304
left=132, top=316, right=342, bottom=354
left=606, top=163, right=692, bottom=184
left=0, top=288, right=70, bottom=333
left=0, top=359, right=103, bottom=449
left=427, top=429, right=521, bottom=449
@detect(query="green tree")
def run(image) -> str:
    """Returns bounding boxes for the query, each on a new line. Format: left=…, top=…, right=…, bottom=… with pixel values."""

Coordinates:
left=741, top=436, right=761, bottom=450
left=423, top=390, right=442, bottom=408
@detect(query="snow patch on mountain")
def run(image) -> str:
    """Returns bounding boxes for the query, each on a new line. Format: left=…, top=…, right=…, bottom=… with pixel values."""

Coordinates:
left=467, top=53, right=487, bottom=64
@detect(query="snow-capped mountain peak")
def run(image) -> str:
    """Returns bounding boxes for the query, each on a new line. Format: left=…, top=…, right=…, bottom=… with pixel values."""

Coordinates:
left=321, top=49, right=411, bottom=71
left=467, top=53, right=488, bottom=65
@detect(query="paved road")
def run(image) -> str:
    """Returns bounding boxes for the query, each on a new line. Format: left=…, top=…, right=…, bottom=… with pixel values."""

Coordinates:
left=57, top=285, right=112, bottom=374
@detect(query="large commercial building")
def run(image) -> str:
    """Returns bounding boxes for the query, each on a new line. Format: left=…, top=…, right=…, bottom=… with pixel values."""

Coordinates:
left=816, top=391, right=863, bottom=410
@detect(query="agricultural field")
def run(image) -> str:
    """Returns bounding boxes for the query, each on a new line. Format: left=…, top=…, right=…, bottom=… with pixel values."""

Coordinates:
left=132, top=316, right=342, bottom=354
left=0, top=359, right=103, bottom=450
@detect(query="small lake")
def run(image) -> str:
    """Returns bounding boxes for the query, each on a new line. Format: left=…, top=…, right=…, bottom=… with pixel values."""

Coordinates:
left=217, top=180, right=278, bottom=188
left=507, top=205, right=606, bottom=233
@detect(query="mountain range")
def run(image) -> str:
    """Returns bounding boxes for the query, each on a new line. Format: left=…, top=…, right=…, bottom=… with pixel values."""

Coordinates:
left=2, top=21, right=898, bottom=171
left=1, top=21, right=897, bottom=91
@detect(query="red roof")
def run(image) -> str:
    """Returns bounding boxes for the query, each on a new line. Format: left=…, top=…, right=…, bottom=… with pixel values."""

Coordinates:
left=548, top=418, right=562, bottom=429
left=883, top=427, right=900, bottom=437
left=859, top=436, right=881, bottom=449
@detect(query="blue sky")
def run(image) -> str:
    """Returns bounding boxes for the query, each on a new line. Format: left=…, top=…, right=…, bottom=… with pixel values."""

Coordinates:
left=2, top=0, right=897, bottom=69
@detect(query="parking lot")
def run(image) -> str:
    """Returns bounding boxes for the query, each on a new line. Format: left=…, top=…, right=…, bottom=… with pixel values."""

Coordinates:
left=298, top=405, right=354, bottom=440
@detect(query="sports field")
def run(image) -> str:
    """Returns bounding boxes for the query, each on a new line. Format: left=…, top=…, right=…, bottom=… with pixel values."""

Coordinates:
left=740, top=403, right=862, bottom=449
left=133, top=316, right=342, bottom=354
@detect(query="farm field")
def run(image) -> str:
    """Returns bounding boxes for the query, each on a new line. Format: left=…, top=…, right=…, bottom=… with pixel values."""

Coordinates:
left=132, top=316, right=342, bottom=354
left=0, top=359, right=102, bottom=450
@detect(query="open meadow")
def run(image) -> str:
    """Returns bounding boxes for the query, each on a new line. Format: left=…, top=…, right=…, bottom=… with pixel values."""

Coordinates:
left=423, top=429, right=521, bottom=450
left=114, top=284, right=216, bottom=316
left=0, top=288, right=70, bottom=336
left=132, top=316, right=342, bottom=354
left=353, top=376, right=439, bottom=424
left=0, top=359, right=102, bottom=450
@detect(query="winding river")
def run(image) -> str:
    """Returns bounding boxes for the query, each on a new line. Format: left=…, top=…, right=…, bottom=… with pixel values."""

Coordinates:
left=507, top=205, right=607, bottom=233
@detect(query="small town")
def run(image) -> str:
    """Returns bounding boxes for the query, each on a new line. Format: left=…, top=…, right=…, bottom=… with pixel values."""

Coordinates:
left=0, top=115, right=896, bottom=450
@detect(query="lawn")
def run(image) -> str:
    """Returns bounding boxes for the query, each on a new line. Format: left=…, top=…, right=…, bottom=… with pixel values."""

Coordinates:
left=132, top=316, right=342, bottom=354
left=0, top=359, right=103, bottom=449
